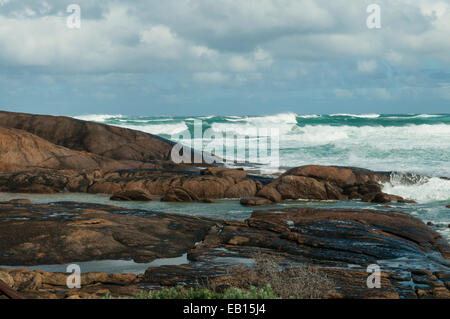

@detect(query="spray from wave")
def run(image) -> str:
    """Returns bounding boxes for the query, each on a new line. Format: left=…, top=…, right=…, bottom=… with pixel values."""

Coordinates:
left=74, top=114, right=123, bottom=122
left=382, top=173, right=450, bottom=203
left=330, top=113, right=381, bottom=118
left=73, top=112, right=450, bottom=179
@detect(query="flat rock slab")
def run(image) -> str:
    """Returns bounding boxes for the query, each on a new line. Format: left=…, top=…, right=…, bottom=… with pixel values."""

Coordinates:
left=1, top=202, right=449, bottom=299
left=0, top=201, right=217, bottom=265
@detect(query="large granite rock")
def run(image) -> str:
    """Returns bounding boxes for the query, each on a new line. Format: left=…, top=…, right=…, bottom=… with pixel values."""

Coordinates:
left=143, top=207, right=450, bottom=299
left=0, top=202, right=216, bottom=265
left=257, top=165, right=414, bottom=204
left=0, top=267, right=140, bottom=299
left=0, top=127, right=135, bottom=172
left=0, top=111, right=175, bottom=162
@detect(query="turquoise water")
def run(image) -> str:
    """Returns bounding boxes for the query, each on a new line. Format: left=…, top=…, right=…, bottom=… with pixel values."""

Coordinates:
left=76, top=113, right=450, bottom=177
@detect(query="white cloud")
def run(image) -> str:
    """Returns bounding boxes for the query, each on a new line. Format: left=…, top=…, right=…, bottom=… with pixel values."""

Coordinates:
left=357, top=60, right=377, bottom=74
left=229, top=56, right=255, bottom=72
left=0, top=0, right=449, bottom=104
left=193, top=72, right=228, bottom=83
left=0, top=1, right=449, bottom=71
left=140, top=25, right=179, bottom=47
left=190, top=45, right=217, bottom=59
left=229, top=48, right=273, bottom=73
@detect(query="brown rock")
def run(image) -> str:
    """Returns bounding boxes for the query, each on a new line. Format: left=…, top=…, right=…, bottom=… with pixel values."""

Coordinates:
left=256, top=186, right=282, bottom=203
left=161, top=187, right=200, bottom=202
left=362, top=192, right=414, bottom=204
left=0, top=272, right=14, bottom=288
left=240, top=197, right=274, bottom=206
left=110, top=189, right=153, bottom=201
left=5, top=199, right=31, bottom=205
left=8, top=269, right=42, bottom=291
left=431, top=287, right=450, bottom=298
left=224, top=180, right=257, bottom=198
left=0, top=110, right=175, bottom=163
left=0, top=127, right=125, bottom=172
left=1, top=202, right=448, bottom=299
left=201, top=167, right=247, bottom=180
left=80, top=273, right=136, bottom=286
left=227, top=236, right=250, bottom=245
left=362, top=192, right=391, bottom=203
left=276, top=175, right=328, bottom=200
left=285, top=165, right=358, bottom=187
left=0, top=202, right=215, bottom=265
left=262, top=165, right=406, bottom=203
left=142, top=205, right=449, bottom=298
left=88, top=181, right=123, bottom=195
left=0, top=170, right=91, bottom=194
left=0, top=164, right=262, bottom=200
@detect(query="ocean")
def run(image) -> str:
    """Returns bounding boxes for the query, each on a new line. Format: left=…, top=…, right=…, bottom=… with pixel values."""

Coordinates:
left=69, top=112, right=450, bottom=240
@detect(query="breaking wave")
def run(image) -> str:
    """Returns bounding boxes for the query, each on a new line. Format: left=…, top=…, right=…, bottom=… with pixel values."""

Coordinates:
left=382, top=173, right=450, bottom=203
left=73, top=112, right=450, bottom=177
left=75, top=114, right=123, bottom=122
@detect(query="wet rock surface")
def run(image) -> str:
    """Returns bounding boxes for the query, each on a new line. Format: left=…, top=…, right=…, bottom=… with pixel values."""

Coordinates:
left=0, top=267, right=141, bottom=299
left=0, top=201, right=216, bottom=265
left=110, top=189, right=154, bottom=201
left=0, top=165, right=412, bottom=205
left=257, top=165, right=413, bottom=204
left=240, top=197, right=275, bottom=206
left=0, top=202, right=448, bottom=299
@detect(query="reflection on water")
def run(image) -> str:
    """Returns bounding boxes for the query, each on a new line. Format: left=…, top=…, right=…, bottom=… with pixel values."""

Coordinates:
left=0, top=254, right=189, bottom=275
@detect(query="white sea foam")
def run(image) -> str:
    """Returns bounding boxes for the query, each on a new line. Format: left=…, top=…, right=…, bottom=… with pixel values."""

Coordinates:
left=248, top=112, right=298, bottom=124
left=74, top=114, right=123, bottom=122
left=411, top=114, right=443, bottom=118
left=73, top=113, right=450, bottom=179
left=223, top=112, right=297, bottom=124
left=329, top=113, right=381, bottom=118
left=282, top=124, right=450, bottom=149
left=382, top=174, right=450, bottom=203
left=114, top=122, right=189, bottom=136
left=212, top=112, right=298, bottom=136
left=298, top=114, right=320, bottom=119
left=130, top=118, right=174, bottom=122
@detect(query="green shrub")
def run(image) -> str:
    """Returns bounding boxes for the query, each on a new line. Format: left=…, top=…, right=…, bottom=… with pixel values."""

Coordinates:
left=221, top=285, right=278, bottom=299
left=129, top=285, right=278, bottom=300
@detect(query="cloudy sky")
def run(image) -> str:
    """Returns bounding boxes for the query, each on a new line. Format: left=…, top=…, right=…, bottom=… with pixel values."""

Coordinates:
left=0, top=0, right=449, bottom=116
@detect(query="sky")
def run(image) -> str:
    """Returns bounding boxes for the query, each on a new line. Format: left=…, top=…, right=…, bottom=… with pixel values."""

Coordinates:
left=0, top=0, right=449, bottom=116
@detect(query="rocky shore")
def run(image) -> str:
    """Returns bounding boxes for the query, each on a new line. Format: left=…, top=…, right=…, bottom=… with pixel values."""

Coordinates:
left=0, top=111, right=413, bottom=205
left=0, top=110, right=449, bottom=299
left=0, top=201, right=449, bottom=299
